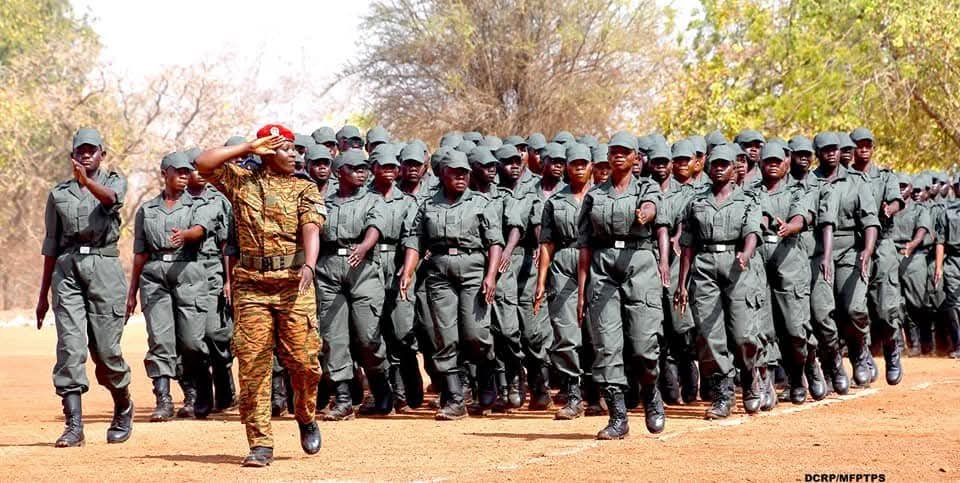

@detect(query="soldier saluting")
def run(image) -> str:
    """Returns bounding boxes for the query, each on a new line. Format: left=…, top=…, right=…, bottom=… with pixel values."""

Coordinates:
left=195, top=125, right=325, bottom=467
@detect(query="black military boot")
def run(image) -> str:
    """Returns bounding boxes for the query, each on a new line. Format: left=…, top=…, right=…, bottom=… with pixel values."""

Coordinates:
left=270, top=372, right=287, bottom=417
left=316, top=377, right=333, bottom=412
left=435, top=374, right=467, bottom=420
left=528, top=362, right=553, bottom=410
left=194, top=368, right=214, bottom=419
left=55, top=393, right=84, bottom=447
left=805, top=351, right=827, bottom=401
left=640, top=384, right=665, bottom=434
left=176, top=382, right=197, bottom=419
left=787, top=364, right=807, bottom=404
left=945, top=309, right=960, bottom=359
left=904, top=321, right=922, bottom=357
left=659, top=357, right=681, bottom=405
left=698, top=364, right=713, bottom=402
left=596, top=385, right=629, bottom=440
left=849, top=339, right=871, bottom=387
left=475, top=363, right=498, bottom=411
left=323, top=381, right=355, bottom=421
left=828, top=349, right=850, bottom=395
left=760, top=365, right=778, bottom=411
left=679, top=359, right=699, bottom=404
left=150, top=377, right=174, bottom=422
left=506, top=370, right=523, bottom=409
left=107, top=387, right=134, bottom=444
left=388, top=365, right=409, bottom=413
left=492, top=371, right=511, bottom=413
left=241, top=446, right=274, bottom=467
left=741, top=368, right=762, bottom=414
left=883, top=331, right=904, bottom=385
left=705, top=375, right=733, bottom=419
left=359, top=370, right=394, bottom=416
left=554, top=377, right=584, bottom=420
left=212, top=364, right=237, bottom=412
left=400, top=352, right=424, bottom=409
left=582, top=376, right=605, bottom=416
left=298, top=421, right=321, bottom=455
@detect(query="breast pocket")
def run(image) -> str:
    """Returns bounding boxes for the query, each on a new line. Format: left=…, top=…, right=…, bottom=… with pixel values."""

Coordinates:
left=448, top=207, right=468, bottom=242
left=424, top=208, right=443, bottom=241
left=692, top=205, right=711, bottom=240
left=588, top=198, right=609, bottom=238
left=336, top=201, right=365, bottom=241
left=947, top=212, right=960, bottom=245
left=555, top=205, right=577, bottom=240
left=610, top=197, right=632, bottom=236
left=143, top=211, right=162, bottom=248
left=56, top=200, right=78, bottom=234
left=265, top=199, right=296, bottom=233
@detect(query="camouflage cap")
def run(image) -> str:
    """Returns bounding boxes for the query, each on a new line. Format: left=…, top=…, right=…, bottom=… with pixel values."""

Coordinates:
left=526, top=132, right=548, bottom=150
left=565, top=143, right=591, bottom=163
left=592, top=143, right=609, bottom=163
left=305, top=144, right=333, bottom=162
left=311, top=127, right=336, bottom=144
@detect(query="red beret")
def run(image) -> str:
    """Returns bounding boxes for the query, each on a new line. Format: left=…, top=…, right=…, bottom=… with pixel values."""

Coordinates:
left=256, top=124, right=295, bottom=141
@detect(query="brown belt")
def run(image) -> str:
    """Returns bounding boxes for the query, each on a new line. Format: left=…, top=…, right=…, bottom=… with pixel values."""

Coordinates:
left=238, top=251, right=305, bottom=272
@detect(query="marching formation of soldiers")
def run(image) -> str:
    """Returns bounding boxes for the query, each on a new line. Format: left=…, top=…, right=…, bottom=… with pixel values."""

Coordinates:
left=37, top=124, right=960, bottom=467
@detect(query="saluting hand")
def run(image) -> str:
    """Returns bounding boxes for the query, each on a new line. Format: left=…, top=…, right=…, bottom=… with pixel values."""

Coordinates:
left=250, top=135, right=286, bottom=156
left=170, top=228, right=185, bottom=247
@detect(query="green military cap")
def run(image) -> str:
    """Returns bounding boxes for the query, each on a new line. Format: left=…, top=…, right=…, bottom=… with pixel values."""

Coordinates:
left=735, top=129, right=765, bottom=144
left=565, top=143, right=592, bottom=162
left=504, top=135, right=526, bottom=147
left=897, top=173, right=912, bottom=186
left=463, top=131, right=483, bottom=145
left=608, top=131, right=639, bottom=151
left=733, top=143, right=747, bottom=157
left=161, top=151, right=193, bottom=170
left=767, top=136, right=787, bottom=149
left=837, top=132, right=855, bottom=150
left=636, top=134, right=653, bottom=153
left=543, top=142, right=566, bottom=160
left=708, top=144, right=735, bottom=163
left=705, top=129, right=727, bottom=148
left=912, top=174, right=929, bottom=190
left=336, top=125, right=362, bottom=141
left=456, top=140, right=477, bottom=153
left=431, top=146, right=454, bottom=169
left=305, top=144, right=333, bottom=162
left=366, top=126, right=391, bottom=145
left=440, top=132, right=464, bottom=148
left=647, top=132, right=667, bottom=147
left=468, top=146, right=498, bottom=166
left=647, top=143, right=671, bottom=162
left=370, top=143, right=400, bottom=166
left=333, top=149, right=368, bottom=170
left=671, top=139, right=695, bottom=159
left=526, top=132, right=547, bottom=150
left=850, top=127, right=875, bottom=143
left=552, top=131, right=576, bottom=145
left=761, top=143, right=785, bottom=161
left=400, top=143, right=426, bottom=164
left=72, top=127, right=103, bottom=149
left=577, top=134, right=599, bottom=149
left=311, top=127, right=336, bottom=144
left=592, top=143, right=609, bottom=163
left=184, top=147, right=202, bottom=163
left=225, top=135, right=247, bottom=147
left=688, top=135, right=707, bottom=154
left=294, top=133, right=311, bottom=148
left=482, top=135, right=503, bottom=150
left=788, top=135, right=814, bottom=153
left=494, top=144, right=521, bottom=161
left=814, top=132, right=840, bottom=150
left=445, top=150, right=471, bottom=170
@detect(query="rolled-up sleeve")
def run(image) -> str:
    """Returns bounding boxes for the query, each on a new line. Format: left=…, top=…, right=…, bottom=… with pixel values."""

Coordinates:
left=298, top=184, right=326, bottom=227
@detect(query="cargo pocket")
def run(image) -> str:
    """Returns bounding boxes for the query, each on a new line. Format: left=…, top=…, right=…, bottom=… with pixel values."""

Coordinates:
left=645, top=289, right=663, bottom=309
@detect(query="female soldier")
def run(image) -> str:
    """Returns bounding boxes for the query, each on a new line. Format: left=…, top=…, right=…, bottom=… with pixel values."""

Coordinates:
left=399, top=150, right=504, bottom=420
left=590, top=144, right=611, bottom=185
left=534, top=143, right=597, bottom=420
left=126, top=152, right=213, bottom=422
left=892, top=175, right=932, bottom=356
left=577, top=132, right=670, bottom=438
left=318, top=149, right=393, bottom=420
left=675, top=145, right=763, bottom=419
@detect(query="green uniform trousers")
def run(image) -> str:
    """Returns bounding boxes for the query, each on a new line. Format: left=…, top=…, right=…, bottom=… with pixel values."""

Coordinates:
left=200, top=258, right=233, bottom=369
left=511, top=250, right=553, bottom=365
left=492, top=256, right=523, bottom=373
left=377, top=248, right=418, bottom=365
left=317, top=254, right=389, bottom=382
left=868, top=238, right=903, bottom=338
left=760, top=238, right=815, bottom=371
left=546, top=246, right=583, bottom=378
left=52, top=252, right=131, bottom=396
left=690, top=251, right=761, bottom=378
left=423, top=252, right=495, bottom=374
left=586, top=247, right=662, bottom=386
left=141, top=259, right=210, bottom=379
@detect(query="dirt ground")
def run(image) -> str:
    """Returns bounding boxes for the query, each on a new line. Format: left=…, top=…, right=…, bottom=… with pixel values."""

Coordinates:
left=1, top=324, right=958, bottom=482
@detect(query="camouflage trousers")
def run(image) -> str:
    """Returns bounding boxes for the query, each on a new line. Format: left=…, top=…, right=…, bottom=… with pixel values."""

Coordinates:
left=232, top=275, right=322, bottom=449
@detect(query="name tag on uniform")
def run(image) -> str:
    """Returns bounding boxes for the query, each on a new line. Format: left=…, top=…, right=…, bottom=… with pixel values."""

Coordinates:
left=614, top=240, right=625, bottom=249
left=448, top=248, right=459, bottom=255
left=337, top=248, right=348, bottom=256
left=162, top=254, right=174, bottom=262
left=79, top=246, right=91, bottom=254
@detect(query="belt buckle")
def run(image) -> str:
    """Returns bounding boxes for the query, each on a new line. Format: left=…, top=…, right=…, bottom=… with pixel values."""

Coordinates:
left=79, top=246, right=91, bottom=254
left=337, top=248, right=348, bottom=256
left=448, top=248, right=459, bottom=255
left=379, top=244, right=391, bottom=252
left=614, top=240, right=625, bottom=249
left=162, top=254, right=174, bottom=262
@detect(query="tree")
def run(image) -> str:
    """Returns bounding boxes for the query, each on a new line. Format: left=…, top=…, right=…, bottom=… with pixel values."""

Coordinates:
left=349, top=0, right=672, bottom=142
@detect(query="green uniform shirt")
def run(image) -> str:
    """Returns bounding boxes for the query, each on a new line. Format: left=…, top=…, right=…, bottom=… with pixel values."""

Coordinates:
left=577, top=177, right=661, bottom=246
left=679, top=185, right=762, bottom=246
left=404, top=189, right=505, bottom=253
left=892, top=200, right=933, bottom=250
left=193, top=185, right=236, bottom=257
left=134, top=193, right=214, bottom=256
left=42, top=170, right=126, bottom=256
left=539, top=186, right=582, bottom=247
left=859, top=165, right=904, bottom=238
left=322, top=186, right=389, bottom=248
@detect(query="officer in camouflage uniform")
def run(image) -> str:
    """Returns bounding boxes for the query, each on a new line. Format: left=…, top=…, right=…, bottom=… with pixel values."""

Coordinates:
left=892, top=174, right=933, bottom=356
left=126, top=151, right=214, bottom=422
left=37, top=127, right=134, bottom=447
left=196, top=125, right=324, bottom=467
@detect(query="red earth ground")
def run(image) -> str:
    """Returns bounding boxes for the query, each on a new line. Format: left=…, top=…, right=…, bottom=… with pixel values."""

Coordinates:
left=0, top=323, right=958, bottom=481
